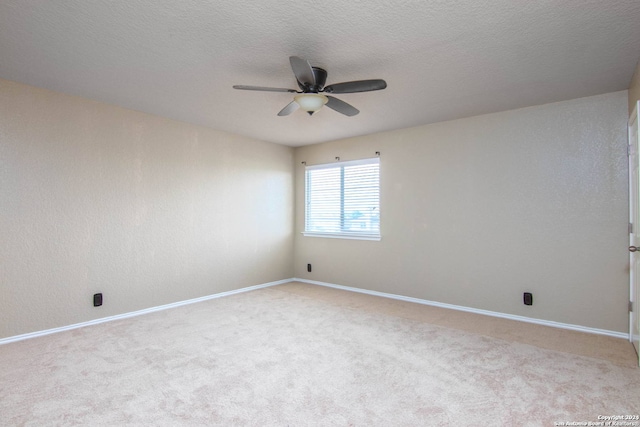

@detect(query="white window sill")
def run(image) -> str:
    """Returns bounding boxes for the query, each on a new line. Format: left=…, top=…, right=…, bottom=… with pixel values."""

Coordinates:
left=302, top=232, right=381, bottom=241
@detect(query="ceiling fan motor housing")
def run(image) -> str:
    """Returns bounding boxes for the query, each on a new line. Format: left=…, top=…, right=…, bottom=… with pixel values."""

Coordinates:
left=297, top=67, right=327, bottom=93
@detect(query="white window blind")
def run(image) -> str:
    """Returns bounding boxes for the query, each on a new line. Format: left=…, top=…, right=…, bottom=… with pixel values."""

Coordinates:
left=304, top=157, right=380, bottom=240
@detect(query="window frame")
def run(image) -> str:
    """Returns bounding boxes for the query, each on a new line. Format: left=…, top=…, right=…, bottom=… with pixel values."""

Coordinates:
left=303, top=157, right=381, bottom=241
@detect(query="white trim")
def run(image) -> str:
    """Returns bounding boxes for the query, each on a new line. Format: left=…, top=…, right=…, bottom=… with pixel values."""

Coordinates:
left=0, top=279, right=290, bottom=346
left=3, top=277, right=626, bottom=346
left=630, top=100, right=640, bottom=346
left=293, top=278, right=628, bottom=340
left=302, top=232, right=381, bottom=241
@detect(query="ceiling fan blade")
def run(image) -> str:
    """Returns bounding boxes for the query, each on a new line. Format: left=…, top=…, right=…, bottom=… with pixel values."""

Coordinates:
left=233, top=85, right=297, bottom=93
left=323, top=79, right=387, bottom=94
left=277, top=101, right=300, bottom=116
left=325, top=96, right=359, bottom=116
left=289, top=56, right=316, bottom=86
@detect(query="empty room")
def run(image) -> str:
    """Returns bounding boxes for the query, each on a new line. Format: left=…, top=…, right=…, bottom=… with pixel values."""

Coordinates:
left=2, top=0, right=640, bottom=425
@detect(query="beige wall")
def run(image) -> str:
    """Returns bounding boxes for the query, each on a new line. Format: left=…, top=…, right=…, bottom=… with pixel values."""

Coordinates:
left=0, top=77, right=630, bottom=339
left=294, top=91, right=629, bottom=333
left=0, top=78, right=294, bottom=339
left=630, top=58, right=640, bottom=115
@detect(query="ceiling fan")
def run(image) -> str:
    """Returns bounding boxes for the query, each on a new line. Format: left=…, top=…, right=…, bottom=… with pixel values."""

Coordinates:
left=233, top=56, right=387, bottom=117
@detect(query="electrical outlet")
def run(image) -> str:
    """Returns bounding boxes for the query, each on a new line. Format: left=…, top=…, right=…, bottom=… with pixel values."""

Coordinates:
left=93, top=293, right=103, bottom=307
left=307, top=263, right=312, bottom=272
left=523, top=292, right=533, bottom=306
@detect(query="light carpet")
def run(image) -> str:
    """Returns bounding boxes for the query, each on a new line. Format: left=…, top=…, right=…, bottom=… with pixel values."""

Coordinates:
left=1, top=283, right=639, bottom=426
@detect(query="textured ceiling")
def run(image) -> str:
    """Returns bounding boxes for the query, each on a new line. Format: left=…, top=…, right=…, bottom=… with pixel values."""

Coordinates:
left=1, top=0, right=639, bottom=147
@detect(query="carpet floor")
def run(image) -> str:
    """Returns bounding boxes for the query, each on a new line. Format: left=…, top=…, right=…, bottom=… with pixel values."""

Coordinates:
left=1, top=282, right=639, bottom=426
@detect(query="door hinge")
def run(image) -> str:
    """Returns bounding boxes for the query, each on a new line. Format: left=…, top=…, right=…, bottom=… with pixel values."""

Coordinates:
left=630, top=301, right=634, bottom=312
left=630, top=223, right=634, bottom=234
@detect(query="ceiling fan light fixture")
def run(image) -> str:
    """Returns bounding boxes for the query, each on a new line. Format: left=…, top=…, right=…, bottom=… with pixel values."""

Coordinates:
left=294, top=93, right=328, bottom=112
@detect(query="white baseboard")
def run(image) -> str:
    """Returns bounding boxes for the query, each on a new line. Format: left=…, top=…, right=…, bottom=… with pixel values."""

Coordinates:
left=0, top=278, right=291, bottom=346
left=2, top=277, right=627, bottom=345
left=292, top=278, right=628, bottom=340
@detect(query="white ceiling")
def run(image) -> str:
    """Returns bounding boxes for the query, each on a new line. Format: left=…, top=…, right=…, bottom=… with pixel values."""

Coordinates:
left=1, top=1, right=639, bottom=147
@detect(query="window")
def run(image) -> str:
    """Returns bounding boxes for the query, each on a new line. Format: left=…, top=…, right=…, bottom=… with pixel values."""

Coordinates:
left=304, top=157, right=380, bottom=240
